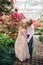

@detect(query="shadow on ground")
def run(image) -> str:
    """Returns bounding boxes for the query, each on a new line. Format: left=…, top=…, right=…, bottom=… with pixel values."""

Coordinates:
left=14, top=57, right=43, bottom=65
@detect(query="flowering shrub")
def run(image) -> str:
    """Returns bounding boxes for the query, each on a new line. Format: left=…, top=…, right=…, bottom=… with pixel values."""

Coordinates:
left=11, top=12, right=25, bottom=22
left=33, top=20, right=41, bottom=29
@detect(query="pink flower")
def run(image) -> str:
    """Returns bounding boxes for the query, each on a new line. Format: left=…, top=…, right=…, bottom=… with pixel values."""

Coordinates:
left=11, top=13, right=19, bottom=22
left=10, top=0, right=14, bottom=3
left=13, top=22, right=18, bottom=25
left=18, top=13, right=25, bottom=20
left=15, top=7, right=19, bottom=11
left=0, top=16, right=6, bottom=21
left=33, top=20, right=41, bottom=28
left=11, top=12, right=25, bottom=22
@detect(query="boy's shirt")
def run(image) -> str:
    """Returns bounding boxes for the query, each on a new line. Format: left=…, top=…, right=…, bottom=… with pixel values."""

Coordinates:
left=27, top=24, right=34, bottom=42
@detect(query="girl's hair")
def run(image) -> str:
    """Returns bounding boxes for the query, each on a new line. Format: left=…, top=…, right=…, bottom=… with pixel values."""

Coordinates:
left=20, top=22, right=23, bottom=27
left=19, top=20, right=27, bottom=29
left=19, top=19, right=33, bottom=29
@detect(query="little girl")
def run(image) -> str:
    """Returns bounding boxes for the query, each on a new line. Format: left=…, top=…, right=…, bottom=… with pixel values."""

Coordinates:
left=14, top=20, right=30, bottom=61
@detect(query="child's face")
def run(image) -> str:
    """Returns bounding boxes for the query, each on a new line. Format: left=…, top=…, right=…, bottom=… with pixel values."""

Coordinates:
left=27, top=24, right=30, bottom=27
left=22, top=23, right=26, bottom=28
left=26, top=23, right=30, bottom=28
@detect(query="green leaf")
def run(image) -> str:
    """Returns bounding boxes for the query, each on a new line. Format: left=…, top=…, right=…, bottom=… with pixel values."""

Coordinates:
left=39, top=36, right=43, bottom=44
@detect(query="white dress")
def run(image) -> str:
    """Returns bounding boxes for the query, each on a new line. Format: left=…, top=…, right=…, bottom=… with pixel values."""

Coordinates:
left=14, top=28, right=30, bottom=61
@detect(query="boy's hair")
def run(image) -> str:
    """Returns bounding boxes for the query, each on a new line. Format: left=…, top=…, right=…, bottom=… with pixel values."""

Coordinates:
left=27, top=19, right=33, bottom=26
left=19, top=19, right=33, bottom=27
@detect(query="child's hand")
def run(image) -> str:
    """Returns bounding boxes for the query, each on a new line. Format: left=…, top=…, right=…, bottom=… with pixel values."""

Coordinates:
left=28, top=39, right=29, bottom=43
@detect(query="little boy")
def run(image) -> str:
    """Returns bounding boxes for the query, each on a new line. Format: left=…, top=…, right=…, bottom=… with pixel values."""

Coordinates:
left=27, top=19, right=34, bottom=59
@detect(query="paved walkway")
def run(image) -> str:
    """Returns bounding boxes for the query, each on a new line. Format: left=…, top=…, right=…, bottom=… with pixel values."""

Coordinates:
left=33, top=35, right=43, bottom=57
left=14, top=35, right=43, bottom=65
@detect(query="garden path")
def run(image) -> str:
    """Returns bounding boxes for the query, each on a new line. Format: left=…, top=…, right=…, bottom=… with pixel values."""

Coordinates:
left=14, top=35, right=43, bottom=65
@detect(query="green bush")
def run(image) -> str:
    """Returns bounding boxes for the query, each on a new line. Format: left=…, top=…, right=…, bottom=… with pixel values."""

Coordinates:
left=0, top=34, right=16, bottom=65
left=0, top=0, right=13, bottom=13
left=39, top=35, right=43, bottom=44
left=35, top=25, right=43, bottom=35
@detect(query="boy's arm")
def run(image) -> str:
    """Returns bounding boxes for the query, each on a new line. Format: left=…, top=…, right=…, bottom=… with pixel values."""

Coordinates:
left=28, top=25, right=34, bottom=42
